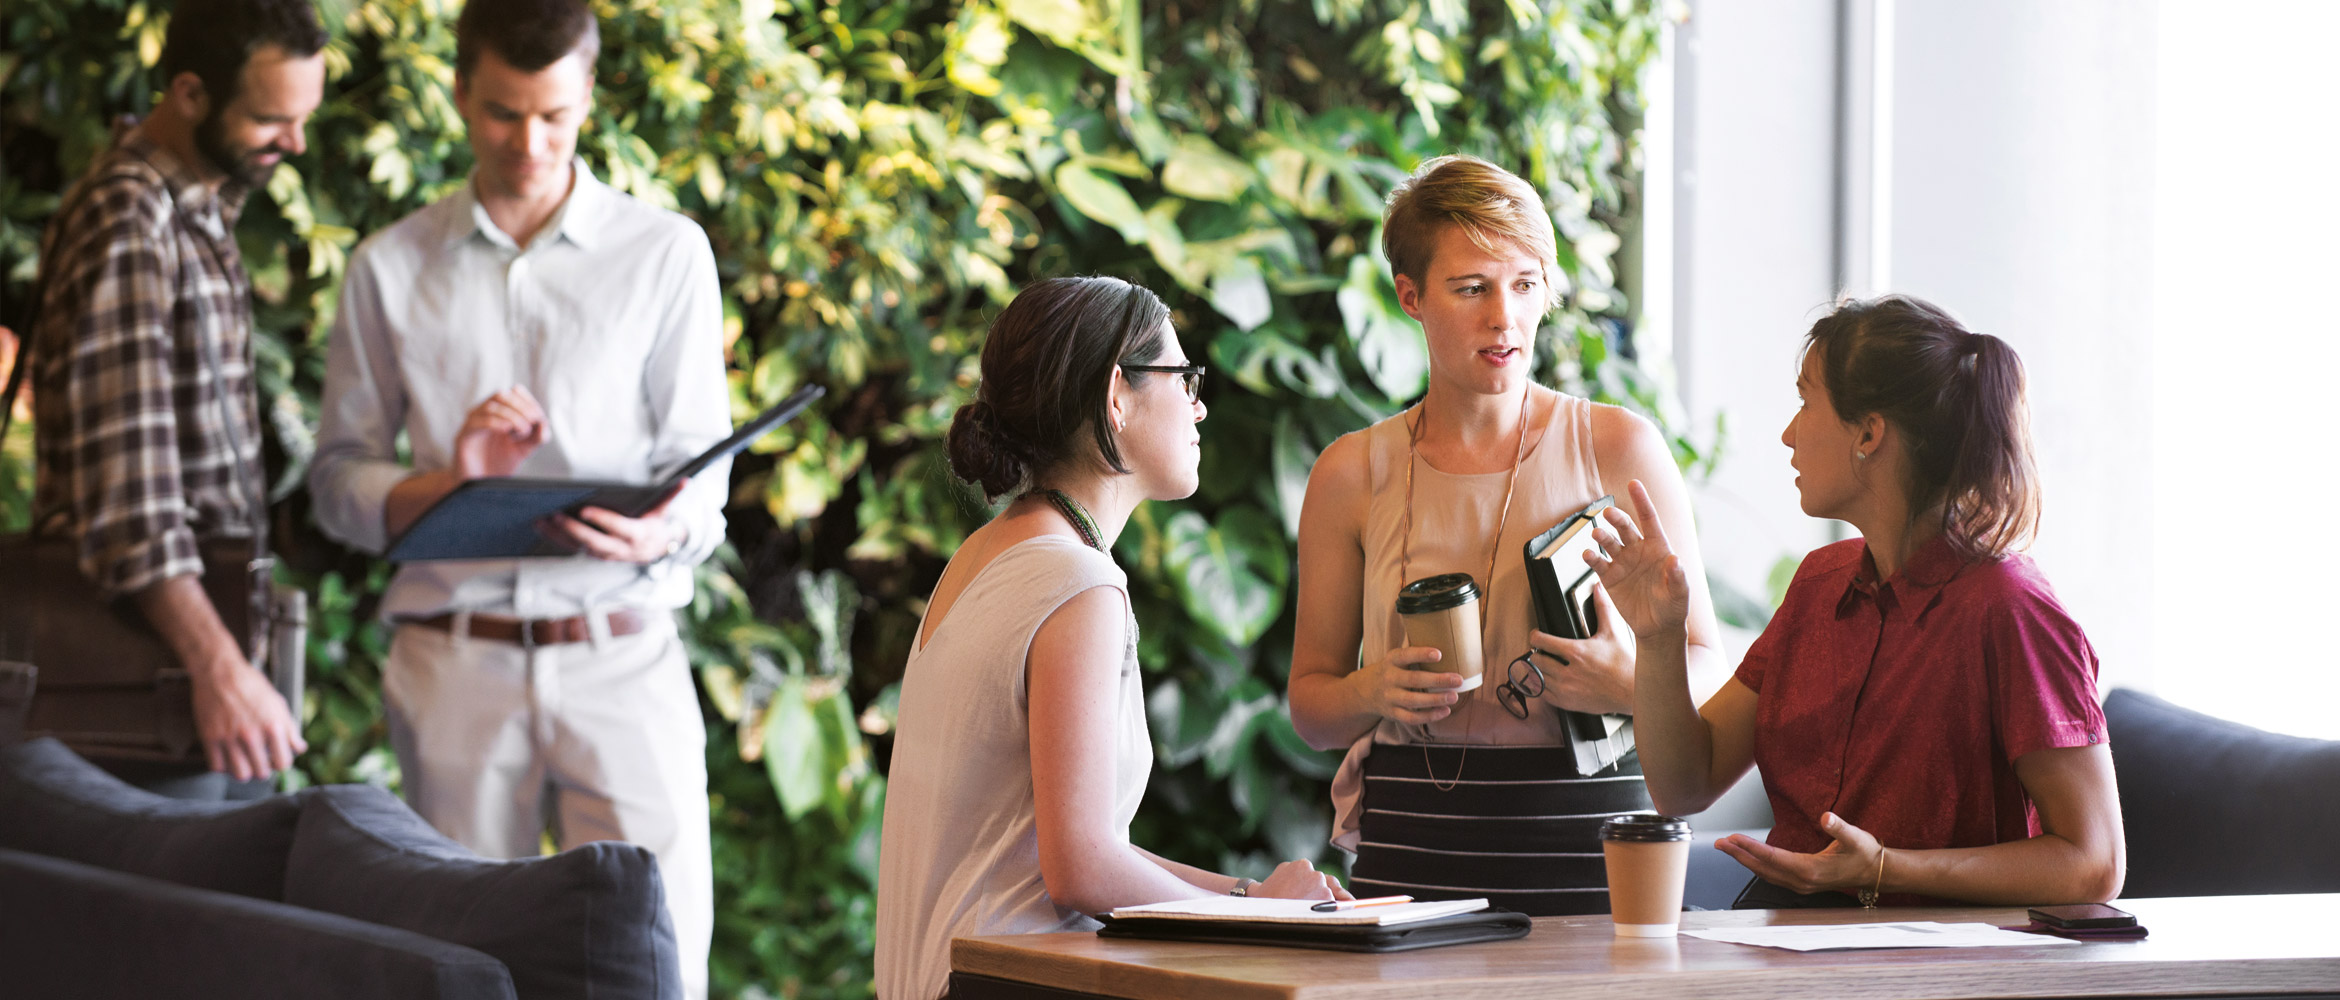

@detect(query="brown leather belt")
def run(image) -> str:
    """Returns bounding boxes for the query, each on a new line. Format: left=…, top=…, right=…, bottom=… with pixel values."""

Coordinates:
left=404, top=608, right=650, bottom=647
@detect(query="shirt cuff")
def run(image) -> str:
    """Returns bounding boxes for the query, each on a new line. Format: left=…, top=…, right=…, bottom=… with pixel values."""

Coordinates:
left=320, top=460, right=418, bottom=554
left=2003, top=715, right=2109, bottom=763
left=93, top=525, right=205, bottom=598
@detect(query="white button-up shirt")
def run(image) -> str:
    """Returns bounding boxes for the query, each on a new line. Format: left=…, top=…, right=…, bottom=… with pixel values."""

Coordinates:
left=309, top=164, right=730, bottom=620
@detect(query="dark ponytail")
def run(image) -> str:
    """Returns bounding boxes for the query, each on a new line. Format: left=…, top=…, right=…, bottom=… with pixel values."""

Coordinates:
left=945, top=276, right=1172, bottom=503
left=1805, top=295, right=2040, bottom=561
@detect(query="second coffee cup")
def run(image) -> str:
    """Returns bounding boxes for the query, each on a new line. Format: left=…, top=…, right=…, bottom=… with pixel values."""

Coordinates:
left=1600, top=813, right=1693, bottom=937
left=1396, top=573, right=1486, bottom=692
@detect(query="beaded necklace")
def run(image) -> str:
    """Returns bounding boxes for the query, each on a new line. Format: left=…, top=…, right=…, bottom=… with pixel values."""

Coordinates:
left=1037, top=488, right=1105, bottom=551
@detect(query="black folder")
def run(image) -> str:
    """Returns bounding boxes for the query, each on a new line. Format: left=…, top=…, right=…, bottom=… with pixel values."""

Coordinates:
left=1523, top=495, right=1636, bottom=777
left=383, top=384, right=825, bottom=562
left=1095, top=907, right=1531, bottom=953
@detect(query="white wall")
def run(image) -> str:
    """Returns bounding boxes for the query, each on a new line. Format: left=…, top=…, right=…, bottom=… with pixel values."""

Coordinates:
left=2148, top=3, right=2340, bottom=739
left=1886, top=0, right=2159, bottom=698
left=1666, top=0, right=1848, bottom=833
left=1672, top=0, right=1841, bottom=614
left=1671, top=0, right=2340, bottom=739
left=1677, top=0, right=2163, bottom=699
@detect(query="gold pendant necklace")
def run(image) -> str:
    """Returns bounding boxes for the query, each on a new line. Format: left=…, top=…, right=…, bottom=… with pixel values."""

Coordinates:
left=1400, top=387, right=1534, bottom=791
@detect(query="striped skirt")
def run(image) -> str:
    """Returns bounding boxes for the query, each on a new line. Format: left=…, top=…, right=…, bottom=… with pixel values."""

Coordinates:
left=1349, top=743, right=1652, bottom=916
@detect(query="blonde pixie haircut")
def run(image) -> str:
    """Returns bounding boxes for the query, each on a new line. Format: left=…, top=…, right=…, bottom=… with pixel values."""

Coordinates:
left=1380, top=155, right=1563, bottom=312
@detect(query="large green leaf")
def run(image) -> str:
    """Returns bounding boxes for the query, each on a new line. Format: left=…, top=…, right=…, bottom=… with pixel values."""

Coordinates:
left=1163, top=506, right=1289, bottom=647
left=1161, top=134, right=1255, bottom=203
left=1053, top=162, right=1149, bottom=241
left=1336, top=255, right=1429, bottom=400
left=763, top=677, right=828, bottom=821
left=1207, top=255, right=1272, bottom=331
left=1000, top=0, right=1093, bottom=47
left=1269, top=412, right=1319, bottom=540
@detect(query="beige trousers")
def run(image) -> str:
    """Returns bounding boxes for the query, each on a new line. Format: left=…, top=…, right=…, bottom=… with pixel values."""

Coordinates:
left=385, top=615, right=711, bottom=1000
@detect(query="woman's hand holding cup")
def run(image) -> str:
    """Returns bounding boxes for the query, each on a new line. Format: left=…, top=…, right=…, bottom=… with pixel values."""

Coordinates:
left=1585, top=480, right=1692, bottom=641
left=1357, top=646, right=1464, bottom=725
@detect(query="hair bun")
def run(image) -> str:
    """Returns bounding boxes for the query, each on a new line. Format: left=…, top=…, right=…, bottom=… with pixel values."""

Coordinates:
left=946, top=398, right=1032, bottom=502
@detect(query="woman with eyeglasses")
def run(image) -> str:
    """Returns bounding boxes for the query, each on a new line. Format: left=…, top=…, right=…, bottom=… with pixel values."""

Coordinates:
left=1286, top=156, right=1727, bottom=915
left=876, top=276, right=1346, bottom=1000
left=1584, top=296, right=2123, bottom=908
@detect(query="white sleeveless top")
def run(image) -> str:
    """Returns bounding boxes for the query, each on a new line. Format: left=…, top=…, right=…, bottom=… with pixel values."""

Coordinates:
left=1326, top=391, right=1610, bottom=849
left=874, top=534, right=1150, bottom=1000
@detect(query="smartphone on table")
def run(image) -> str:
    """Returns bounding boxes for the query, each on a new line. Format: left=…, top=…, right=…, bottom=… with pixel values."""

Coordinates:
left=2026, top=903, right=2145, bottom=938
left=2027, top=903, right=2137, bottom=929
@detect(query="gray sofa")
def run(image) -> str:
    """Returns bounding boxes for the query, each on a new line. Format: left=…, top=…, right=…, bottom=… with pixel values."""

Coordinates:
left=0, top=737, right=681, bottom=1000
left=2104, top=688, right=2340, bottom=898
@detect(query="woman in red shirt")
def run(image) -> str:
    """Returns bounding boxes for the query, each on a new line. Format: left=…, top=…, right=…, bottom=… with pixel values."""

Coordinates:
left=1588, top=295, right=2125, bottom=907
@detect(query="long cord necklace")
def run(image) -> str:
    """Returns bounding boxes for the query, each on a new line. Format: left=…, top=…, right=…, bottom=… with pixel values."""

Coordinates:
left=1399, top=386, right=1535, bottom=791
left=1037, top=488, right=1105, bottom=551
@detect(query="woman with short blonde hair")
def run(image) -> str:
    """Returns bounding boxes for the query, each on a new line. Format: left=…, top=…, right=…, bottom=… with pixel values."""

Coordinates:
left=1287, top=156, right=1726, bottom=914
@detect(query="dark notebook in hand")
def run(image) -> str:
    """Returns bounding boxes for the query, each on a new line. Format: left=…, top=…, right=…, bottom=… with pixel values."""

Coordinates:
left=1523, top=495, right=1636, bottom=777
left=384, top=384, right=825, bottom=562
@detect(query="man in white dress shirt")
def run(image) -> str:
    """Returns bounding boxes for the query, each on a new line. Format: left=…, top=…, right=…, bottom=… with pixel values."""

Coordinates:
left=308, top=0, right=725, bottom=993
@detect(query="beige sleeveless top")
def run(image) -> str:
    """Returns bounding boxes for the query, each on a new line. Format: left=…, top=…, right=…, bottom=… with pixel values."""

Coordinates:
left=874, top=535, right=1149, bottom=1000
left=1326, top=391, right=1608, bottom=849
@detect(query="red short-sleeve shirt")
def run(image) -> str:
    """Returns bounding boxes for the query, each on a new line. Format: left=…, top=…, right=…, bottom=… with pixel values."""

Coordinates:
left=1735, top=535, right=2104, bottom=900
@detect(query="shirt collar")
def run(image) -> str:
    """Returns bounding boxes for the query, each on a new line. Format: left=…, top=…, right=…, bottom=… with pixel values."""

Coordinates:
left=1839, top=532, right=1967, bottom=618
left=442, top=158, right=608, bottom=252
left=119, top=127, right=253, bottom=232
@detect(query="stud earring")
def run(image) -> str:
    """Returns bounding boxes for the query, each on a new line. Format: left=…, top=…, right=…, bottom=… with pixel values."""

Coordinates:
left=1855, top=450, right=1869, bottom=461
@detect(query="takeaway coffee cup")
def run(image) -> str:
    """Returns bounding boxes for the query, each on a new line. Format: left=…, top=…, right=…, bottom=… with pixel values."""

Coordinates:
left=1396, top=573, right=1486, bottom=692
left=1601, top=813, right=1693, bottom=937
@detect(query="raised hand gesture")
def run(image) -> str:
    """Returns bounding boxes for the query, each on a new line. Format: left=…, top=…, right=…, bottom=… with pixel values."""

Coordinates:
left=1584, top=480, right=1691, bottom=640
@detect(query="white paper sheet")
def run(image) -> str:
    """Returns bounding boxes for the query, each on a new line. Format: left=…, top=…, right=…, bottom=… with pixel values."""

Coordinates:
left=1107, top=897, right=1489, bottom=926
left=1683, top=921, right=2082, bottom=952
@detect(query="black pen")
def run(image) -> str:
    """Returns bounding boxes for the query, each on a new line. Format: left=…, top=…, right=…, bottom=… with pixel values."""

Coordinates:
left=1312, top=895, right=1413, bottom=912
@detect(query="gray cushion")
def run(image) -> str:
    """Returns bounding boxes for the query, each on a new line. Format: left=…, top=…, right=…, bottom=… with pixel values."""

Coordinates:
left=284, top=784, right=679, bottom=1000
left=0, top=846, right=516, bottom=1000
left=0, top=737, right=303, bottom=899
left=2106, top=688, right=2340, bottom=897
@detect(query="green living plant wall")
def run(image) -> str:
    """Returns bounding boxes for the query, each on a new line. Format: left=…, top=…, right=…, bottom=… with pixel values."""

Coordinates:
left=0, top=0, right=1707, bottom=996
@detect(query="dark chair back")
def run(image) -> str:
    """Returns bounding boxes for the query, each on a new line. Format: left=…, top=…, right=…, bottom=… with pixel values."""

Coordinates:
left=2105, top=688, right=2340, bottom=898
left=0, top=662, right=31, bottom=746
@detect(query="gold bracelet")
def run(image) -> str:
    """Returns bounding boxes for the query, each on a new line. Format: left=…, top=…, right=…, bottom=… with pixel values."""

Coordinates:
left=1859, top=848, right=1888, bottom=908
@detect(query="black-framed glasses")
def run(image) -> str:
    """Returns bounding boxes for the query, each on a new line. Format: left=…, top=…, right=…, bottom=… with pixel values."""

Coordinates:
left=1121, top=363, right=1207, bottom=403
left=1495, top=650, right=1548, bottom=720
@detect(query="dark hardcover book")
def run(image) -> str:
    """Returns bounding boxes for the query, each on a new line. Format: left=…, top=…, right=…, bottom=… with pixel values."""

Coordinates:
left=384, top=384, right=825, bottom=562
left=1523, top=495, right=1636, bottom=777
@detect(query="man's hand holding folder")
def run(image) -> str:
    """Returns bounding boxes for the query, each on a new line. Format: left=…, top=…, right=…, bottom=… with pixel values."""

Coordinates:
left=384, top=384, right=824, bottom=562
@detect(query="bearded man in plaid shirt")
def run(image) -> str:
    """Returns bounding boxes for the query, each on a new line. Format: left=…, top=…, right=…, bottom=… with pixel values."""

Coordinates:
left=26, top=0, right=326, bottom=795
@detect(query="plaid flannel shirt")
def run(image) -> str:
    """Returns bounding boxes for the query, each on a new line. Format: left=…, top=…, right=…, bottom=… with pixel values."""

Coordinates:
left=29, top=130, right=262, bottom=597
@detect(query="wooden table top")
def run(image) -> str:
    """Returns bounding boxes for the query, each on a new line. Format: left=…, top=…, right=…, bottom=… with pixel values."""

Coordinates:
left=951, top=894, right=2340, bottom=1000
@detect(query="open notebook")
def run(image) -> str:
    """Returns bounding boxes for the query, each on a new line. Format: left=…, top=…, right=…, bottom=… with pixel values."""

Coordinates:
left=1107, top=897, right=1488, bottom=927
left=384, top=384, right=825, bottom=562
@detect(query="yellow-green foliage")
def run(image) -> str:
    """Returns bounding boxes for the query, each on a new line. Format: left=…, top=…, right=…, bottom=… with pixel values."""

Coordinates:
left=2, top=1, right=1681, bottom=996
